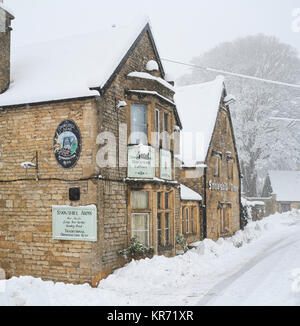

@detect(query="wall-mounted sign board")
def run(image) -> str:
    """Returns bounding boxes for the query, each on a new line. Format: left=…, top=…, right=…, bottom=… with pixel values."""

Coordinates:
left=52, top=205, right=97, bottom=242
left=127, top=145, right=155, bottom=179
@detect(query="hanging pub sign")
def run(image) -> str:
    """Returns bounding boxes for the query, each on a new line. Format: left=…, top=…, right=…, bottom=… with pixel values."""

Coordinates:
left=53, top=120, right=82, bottom=169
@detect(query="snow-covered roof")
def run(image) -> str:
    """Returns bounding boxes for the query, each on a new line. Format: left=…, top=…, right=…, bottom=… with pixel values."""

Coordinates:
left=0, top=19, right=155, bottom=107
left=0, top=3, right=14, bottom=17
left=180, top=184, right=202, bottom=201
left=268, top=170, right=300, bottom=202
left=241, top=197, right=265, bottom=206
left=174, top=76, right=225, bottom=166
left=127, top=71, right=175, bottom=92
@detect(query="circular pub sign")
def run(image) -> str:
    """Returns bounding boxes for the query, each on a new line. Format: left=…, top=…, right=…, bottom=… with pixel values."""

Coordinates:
left=53, top=120, right=82, bottom=169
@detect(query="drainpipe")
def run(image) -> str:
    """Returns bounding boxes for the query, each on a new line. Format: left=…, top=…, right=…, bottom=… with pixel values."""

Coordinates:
left=203, top=167, right=207, bottom=239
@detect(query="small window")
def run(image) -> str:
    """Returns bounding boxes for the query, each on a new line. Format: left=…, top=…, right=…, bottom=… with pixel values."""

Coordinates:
left=132, top=191, right=149, bottom=209
left=227, top=158, right=234, bottom=180
left=165, top=192, right=169, bottom=209
left=186, top=207, right=190, bottom=233
left=155, top=109, right=160, bottom=147
left=214, top=156, right=221, bottom=177
left=191, top=207, right=194, bottom=233
left=282, top=204, right=291, bottom=212
left=162, top=112, right=169, bottom=149
left=132, top=213, right=149, bottom=245
left=157, top=192, right=162, bottom=209
left=163, top=112, right=168, bottom=132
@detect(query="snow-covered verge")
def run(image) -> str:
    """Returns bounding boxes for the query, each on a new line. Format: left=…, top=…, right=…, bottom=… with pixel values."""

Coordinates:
left=1, top=210, right=300, bottom=306
left=291, top=269, right=300, bottom=293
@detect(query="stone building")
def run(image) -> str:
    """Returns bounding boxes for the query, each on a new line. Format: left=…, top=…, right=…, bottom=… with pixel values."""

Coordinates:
left=0, top=10, right=182, bottom=286
left=175, top=77, right=241, bottom=241
left=262, top=170, right=300, bottom=213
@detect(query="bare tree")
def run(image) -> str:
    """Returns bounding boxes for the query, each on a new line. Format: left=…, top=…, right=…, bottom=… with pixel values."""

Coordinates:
left=179, top=34, right=300, bottom=196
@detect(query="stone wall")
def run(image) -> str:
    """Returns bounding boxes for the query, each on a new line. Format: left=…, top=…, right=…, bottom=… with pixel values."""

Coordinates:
left=0, top=98, right=102, bottom=285
left=95, top=30, right=179, bottom=269
left=205, top=108, right=240, bottom=240
left=179, top=106, right=241, bottom=242
left=245, top=195, right=276, bottom=217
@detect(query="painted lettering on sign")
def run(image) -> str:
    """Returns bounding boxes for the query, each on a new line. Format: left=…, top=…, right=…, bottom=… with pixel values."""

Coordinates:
left=127, top=145, right=155, bottom=179
left=52, top=205, right=97, bottom=242
left=208, top=180, right=238, bottom=192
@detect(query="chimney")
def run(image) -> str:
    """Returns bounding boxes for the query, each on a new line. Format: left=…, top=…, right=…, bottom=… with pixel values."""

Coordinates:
left=0, top=1, right=14, bottom=94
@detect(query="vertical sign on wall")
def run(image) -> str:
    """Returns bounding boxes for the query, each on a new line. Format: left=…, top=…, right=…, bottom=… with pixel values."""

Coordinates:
left=160, top=149, right=172, bottom=180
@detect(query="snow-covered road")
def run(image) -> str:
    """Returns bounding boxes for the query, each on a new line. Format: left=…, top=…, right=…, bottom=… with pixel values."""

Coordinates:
left=1, top=210, right=300, bottom=306
left=198, top=227, right=300, bottom=306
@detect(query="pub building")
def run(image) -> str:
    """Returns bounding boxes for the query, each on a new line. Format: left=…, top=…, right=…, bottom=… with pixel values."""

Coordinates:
left=0, top=5, right=241, bottom=287
left=0, top=6, right=185, bottom=286
left=175, top=76, right=242, bottom=241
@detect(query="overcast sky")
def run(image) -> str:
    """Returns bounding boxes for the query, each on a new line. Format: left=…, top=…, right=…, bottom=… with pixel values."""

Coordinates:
left=5, top=0, right=300, bottom=79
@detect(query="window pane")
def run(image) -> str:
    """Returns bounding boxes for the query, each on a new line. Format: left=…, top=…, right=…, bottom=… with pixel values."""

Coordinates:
left=165, top=213, right=169, bottom=245
left=132, top=230, right=148, bottom=245
left=214, top=156, right=219, bottom=177
left=182, top=207, right=185, bottom=233
left=157, top=213, right=162, bottom=246
left=155, top=109, right=160, bottom=147
left=157, top=192, right=162, bottom=209
left=132, top=213, right=149, bottom=245
left=132, top=191, right=149, bottom=209
left=191, top=207, right=194, bottom=233
left=131, top=104, right=147, bottom=144
left=162, top=112, right=169, bottom=149
left=163, top=113, right=168, bottom=132
left=186, top=208, right=189, bottom=233
left=165, top=192, right=169, bottom=209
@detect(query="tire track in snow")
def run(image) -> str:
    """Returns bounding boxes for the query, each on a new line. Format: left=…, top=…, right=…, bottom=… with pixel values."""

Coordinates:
left=196, top=231, right=300, bottom=306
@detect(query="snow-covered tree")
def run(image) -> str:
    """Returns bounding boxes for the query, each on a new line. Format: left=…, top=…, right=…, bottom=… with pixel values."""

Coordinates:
left=179, top=34, right=300, bottom=196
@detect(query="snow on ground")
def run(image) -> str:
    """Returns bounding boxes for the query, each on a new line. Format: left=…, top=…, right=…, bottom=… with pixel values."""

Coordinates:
left=1, top=210, right=300, bottom=306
